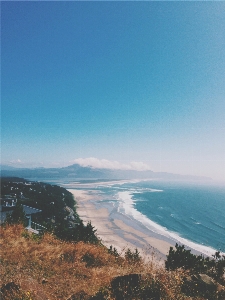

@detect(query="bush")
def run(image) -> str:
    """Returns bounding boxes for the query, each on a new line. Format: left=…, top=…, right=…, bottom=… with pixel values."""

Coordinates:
left=90, top=287, right=109, bottom=300
left=166, top=244, right=225, bottom=284
left=125, top=248, right=141, bottom=263
left=54, top=221, right=99, bottom=244
left=5, top=203, right=27, bottom=227
left=140, top=279, right=161, bottom=300
left=92, top=275, right=161, bottom=300
left=108, top=245, right=119, bottom=257
left=212, top=251, right=225, bottom=281
left=82, top=252, right=103, bottom=268
left=165, top=243, right=205, bottom=272
left=110, top=274, right=141, bottom=300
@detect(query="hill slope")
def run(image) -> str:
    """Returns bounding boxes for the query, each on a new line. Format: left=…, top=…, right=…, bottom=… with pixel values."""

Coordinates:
left=1, top=225, right=225, bottom=300
left=1, top=163, right=211, bottom=181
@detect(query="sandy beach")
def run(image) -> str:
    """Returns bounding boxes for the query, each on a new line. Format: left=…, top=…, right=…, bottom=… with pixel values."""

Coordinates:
left=67, top=187, right=174, bottom=264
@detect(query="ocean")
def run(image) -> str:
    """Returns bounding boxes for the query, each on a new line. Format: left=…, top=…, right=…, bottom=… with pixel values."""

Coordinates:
left=78, top=180, right=225, bottom=255
left=42, top=178, right=225, bottom=256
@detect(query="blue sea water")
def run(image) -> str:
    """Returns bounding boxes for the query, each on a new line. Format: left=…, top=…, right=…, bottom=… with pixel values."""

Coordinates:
left=47, top=177, right=225, bottom=255
left=92, top=180, right=225, bottom=254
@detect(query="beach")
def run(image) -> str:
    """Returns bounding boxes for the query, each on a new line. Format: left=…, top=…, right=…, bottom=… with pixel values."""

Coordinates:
left=67, top=187, right=174, bottom=264
left=63, top=178, right=225, bottom=262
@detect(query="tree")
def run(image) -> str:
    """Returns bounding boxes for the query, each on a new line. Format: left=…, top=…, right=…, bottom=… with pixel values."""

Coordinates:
left=54, top=220, right=99, bottom=244
left=165, top=244, right=225, bottom=283
left=125, top=248, right=141, bottom=263
left=5, top=203, right=27, bottom=226
left=165, top=243, right=204, bottom=271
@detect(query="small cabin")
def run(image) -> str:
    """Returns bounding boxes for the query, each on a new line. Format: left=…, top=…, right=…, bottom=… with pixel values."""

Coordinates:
left=0, top=202, right=46, bottom=234
left=22, top=205, right=44, bottom=233
left=0, top=195, right=17, bottom=210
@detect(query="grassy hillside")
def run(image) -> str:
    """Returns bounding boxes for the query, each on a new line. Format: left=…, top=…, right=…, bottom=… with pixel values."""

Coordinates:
left=1, top=224, right=225, bottom=300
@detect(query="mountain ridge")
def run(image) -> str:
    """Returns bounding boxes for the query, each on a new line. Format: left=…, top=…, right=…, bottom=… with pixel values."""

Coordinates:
left=0, top=163, right=211, bottom=182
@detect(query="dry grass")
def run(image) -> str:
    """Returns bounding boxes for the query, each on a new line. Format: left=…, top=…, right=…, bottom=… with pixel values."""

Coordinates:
left=0, top=225, right=216, bottom=299
left=0, top=225, right=137, bottom=299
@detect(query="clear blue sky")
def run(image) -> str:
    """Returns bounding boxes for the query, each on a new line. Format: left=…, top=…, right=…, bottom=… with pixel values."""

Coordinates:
left=1, top=1, right=225, bottom=181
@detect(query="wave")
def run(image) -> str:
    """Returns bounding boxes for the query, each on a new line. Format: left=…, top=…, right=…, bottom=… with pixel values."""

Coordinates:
left=116, top=191, right=222, bottom=257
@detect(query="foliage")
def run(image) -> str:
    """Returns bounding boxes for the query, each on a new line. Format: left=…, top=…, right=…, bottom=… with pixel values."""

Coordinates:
left=21, top=230, right=43, bottom=242
left=92, top=275, right=162, bottom=300
left=1, top=224, right=225, bottom=299
left=90, top=287, right=110, bottom=300
left=166, top=243, right=201, bottom=271
left=1, top=178, right=225, bottom=299
left=212, top=251, right=225, bottom=280
left=54, top=220, right=99, bottom=244
left=5, top=203, right=27, bottom=226
left=82, top=252, right=104, bottom=268
left=165, top=243, right=225, bottom=283
left=2, top=178, right=96, bottom=238
left=0, top=282, right=35, bottom=300
left=1, top=177, right=78, bottom=225
left=1, top=178, right=100, bottom=245
left=125, top=248, right=141, bottom=263
left=181, top=275, right=223, bottom=299
left=139, top=278, right=161, bottom=300
left=108, top=245, right=119, bottom=257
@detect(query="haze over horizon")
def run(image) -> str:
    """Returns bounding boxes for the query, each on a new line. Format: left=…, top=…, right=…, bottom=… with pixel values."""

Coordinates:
left=2, top=2, right=225, bottom=181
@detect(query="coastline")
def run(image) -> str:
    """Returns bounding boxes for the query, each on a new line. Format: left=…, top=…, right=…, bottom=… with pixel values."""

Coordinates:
left=66, top=179, right=222, bottom=263
left=67, top=187, right=173, bottom=264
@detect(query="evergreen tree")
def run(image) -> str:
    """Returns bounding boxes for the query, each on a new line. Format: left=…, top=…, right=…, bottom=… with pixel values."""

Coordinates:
left=5, top=203, right=27, bottom=226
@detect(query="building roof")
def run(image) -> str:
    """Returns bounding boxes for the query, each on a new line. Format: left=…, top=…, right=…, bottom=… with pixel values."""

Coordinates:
left=22, top=205, right=42, bottom=215
left=0, top=204, right=42, bottom=224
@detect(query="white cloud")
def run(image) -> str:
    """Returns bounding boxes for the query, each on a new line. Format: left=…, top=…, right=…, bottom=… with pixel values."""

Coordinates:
left=72, top=157, right=151, bottom=171
left=129, top=161, right=151, bottom=171
left=9, top=159, right=22, bottom=164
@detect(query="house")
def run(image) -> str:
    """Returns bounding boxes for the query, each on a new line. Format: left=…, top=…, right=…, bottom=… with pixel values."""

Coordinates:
left=0, top=195, right=17, bottom=209
left=0, top=196, right=17, bottom=223
left=0, top=200, right=46, bottom=234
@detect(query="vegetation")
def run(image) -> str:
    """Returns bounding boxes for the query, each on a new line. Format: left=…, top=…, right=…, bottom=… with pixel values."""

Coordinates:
left=1, top=224, right=225, bottom=299
left=1, top=177, right=99, bottom=244
left=166, top=243, right=225, bottom=282
left=124, top=248, right=141, bottom=263
left=5, top=203, right=27, bottom=226
left=1, top=178, right=225, bottom=299
left=54, top=220, right=99, bottom=244
left=165, top=243, right=225, bottom=299
left=1, top=177, right=78, bottom=223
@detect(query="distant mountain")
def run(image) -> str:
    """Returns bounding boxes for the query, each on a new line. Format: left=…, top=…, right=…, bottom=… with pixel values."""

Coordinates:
left=0, top=163, right=211, bottom=182
left=0, top=165, right=17, bottom=171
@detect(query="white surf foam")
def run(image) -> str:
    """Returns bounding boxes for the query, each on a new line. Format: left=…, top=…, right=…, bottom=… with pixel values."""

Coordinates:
left=117, top=191, right=221, bottom=257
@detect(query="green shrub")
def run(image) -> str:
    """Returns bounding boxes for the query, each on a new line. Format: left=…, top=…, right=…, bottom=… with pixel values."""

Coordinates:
left=140, top=279, right=161, bottom=300
left=166, top=244, right=225, bottom=284
left=90, top=287, right=110, bottom=300
left=125, top=248, right=141, bottom=263
left=54, top=221, right=99, bottom=244
left=165, top=243, right=205, bottom=272
left=108, top=245, right=119, bottom=257
left=82, top=252, right=103, bottom=268
left=5, top=204, right=27, bottom=227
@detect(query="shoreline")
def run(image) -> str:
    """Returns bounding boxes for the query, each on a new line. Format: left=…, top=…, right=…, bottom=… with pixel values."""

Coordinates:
left=67, top=188, right=173, bottom=264
left=66, top=179, right=221, bottom=263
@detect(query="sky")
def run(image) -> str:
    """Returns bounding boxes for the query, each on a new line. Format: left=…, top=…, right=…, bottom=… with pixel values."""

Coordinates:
left=1, top=1, right=225, bottom=181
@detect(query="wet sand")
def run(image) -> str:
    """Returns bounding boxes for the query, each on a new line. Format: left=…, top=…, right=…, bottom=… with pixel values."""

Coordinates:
left=68, top=188, right=173, bottom=264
